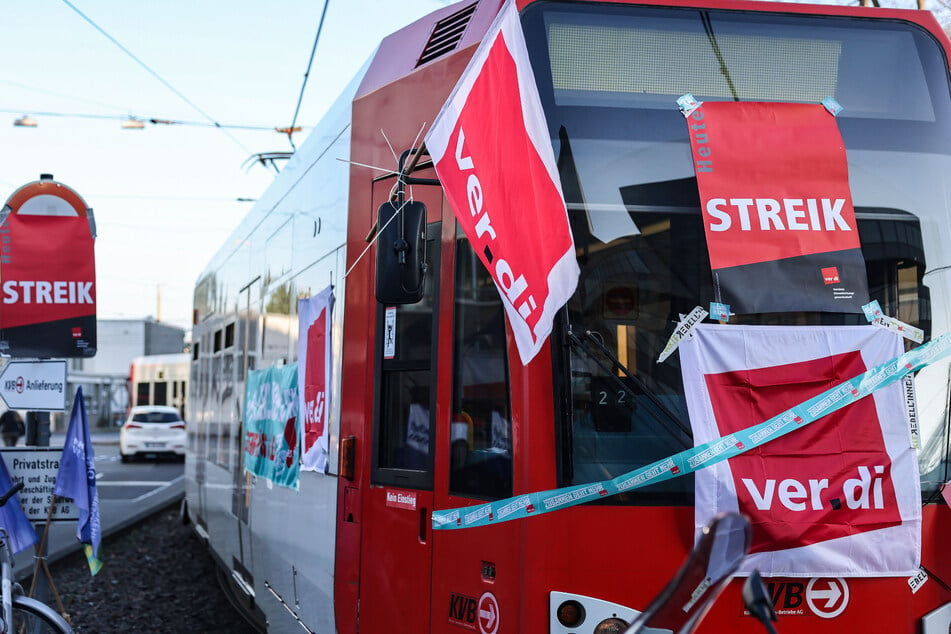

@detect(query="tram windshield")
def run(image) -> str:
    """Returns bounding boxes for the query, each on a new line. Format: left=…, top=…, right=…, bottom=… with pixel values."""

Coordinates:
left=521, top=2, right=951, bottom=503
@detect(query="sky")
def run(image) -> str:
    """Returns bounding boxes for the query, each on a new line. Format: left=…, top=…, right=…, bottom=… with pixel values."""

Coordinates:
left=0, top=0, right=455, bottom=335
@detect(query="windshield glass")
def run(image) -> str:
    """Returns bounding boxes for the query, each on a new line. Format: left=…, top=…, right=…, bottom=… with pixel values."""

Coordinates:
left=132, top=411, right=183, bottom=424
left=522, top=1, right=951, bottom=503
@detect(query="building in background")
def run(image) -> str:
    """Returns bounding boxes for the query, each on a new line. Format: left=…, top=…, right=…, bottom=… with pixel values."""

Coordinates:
left=62, top=319, right=187, bottom=429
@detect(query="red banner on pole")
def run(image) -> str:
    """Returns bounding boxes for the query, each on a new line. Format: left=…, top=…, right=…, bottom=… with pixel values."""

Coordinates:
left=1, top=175, right=97, bottom=357
left=686, top=102, right=869, bottom=314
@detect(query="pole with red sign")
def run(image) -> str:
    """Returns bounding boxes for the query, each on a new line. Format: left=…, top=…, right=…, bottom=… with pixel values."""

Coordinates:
left=0, top=174, right=97, bottom=359
left=0, top=173, right=97, bottom=609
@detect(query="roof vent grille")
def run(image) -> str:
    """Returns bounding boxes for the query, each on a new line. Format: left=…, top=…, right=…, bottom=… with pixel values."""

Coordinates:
left=416, top=3, right=477, bottom=67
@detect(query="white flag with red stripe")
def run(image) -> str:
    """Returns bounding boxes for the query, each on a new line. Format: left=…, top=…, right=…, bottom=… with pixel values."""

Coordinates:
left=681, top=324, right=921, bottom=577
left=425, top=0, right=578, bottom=364
left=297, top=287, right=334, bottom=473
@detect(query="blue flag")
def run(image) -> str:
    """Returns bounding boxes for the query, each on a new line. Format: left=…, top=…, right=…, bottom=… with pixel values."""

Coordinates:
left=53, top=387, right=102, bottom=575
left=0, top=457, right=37, bottom=555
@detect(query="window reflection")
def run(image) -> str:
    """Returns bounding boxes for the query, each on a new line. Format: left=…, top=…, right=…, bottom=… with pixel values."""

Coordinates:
left=450, top=234, right=513, bottom=499
left=380, top=372, right=431, bottom=470
left=375, top=224, right=439, bottom=485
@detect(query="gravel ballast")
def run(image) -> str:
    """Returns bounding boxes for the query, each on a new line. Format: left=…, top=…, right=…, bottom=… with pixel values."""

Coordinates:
left=31, top=503, right=257, bottom=633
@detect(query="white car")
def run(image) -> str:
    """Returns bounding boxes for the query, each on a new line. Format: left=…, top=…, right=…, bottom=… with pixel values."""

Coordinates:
left=119, top=405, right=187, bottom=463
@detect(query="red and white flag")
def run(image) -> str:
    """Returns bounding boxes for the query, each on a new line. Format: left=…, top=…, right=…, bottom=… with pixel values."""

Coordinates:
left=681, top=324, right=920, bottom=577
left=297, top=287, right=334, bottom=473
left=425, top=0, right=578, bottom=364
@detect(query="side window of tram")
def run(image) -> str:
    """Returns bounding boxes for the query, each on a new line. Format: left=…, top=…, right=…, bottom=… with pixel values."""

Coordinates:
left=376, top=223, right=440, bottom=481
left=857, top=212, right=930, bottom=344
left=450, top=235, right=513, bottom=499
left=136, top=382, right=150, bottom=405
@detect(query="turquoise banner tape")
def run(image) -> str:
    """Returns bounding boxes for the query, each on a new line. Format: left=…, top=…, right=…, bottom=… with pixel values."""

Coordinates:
left=432, top=332, right=951, bottom=530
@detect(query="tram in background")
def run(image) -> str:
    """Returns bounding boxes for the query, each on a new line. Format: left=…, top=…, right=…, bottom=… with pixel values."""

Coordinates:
left=184, top=0, right=951, bottom=632
left=128, top=352, right=189, bottom=420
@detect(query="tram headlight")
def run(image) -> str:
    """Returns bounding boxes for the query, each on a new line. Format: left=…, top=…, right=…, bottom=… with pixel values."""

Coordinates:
left=593, top=617, right=629, bottom=633
left=556, top=599, right=585, bottom=628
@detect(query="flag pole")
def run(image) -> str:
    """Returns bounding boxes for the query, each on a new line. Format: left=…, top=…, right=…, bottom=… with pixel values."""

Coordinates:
left=52, top=386, right=103, bottom=577
left=28, top=495, right=54, bottom=596
left=29, top=495, right=67, bottom=617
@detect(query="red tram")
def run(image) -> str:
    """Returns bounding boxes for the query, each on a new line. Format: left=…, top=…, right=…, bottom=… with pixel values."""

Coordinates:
left=186, top=0, right=951, bottom=631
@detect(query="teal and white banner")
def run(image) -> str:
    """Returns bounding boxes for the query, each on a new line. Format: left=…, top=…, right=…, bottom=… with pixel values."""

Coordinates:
left=244, top=363, right=300, bottom=490
left=432, top=331, right=951, bottom=530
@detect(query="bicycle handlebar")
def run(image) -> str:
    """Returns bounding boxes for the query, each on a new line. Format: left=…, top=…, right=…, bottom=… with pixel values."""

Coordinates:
left=0, top=482, right=24, bottom=509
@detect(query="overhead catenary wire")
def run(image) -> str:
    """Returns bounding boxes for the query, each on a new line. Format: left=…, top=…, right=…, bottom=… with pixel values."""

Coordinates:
left=58, top=0, right=253, bottom=154
left=286, top=0, right=331, bottom=151
left=0, top=108, right=289, bottom=131
left=0, top=79, right=130, bottom=113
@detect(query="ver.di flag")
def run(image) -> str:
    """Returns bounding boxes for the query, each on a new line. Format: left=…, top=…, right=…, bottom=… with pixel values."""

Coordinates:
left=53, top=386, right=103, bottom=575
left=680, top=325, right=919, bottom=577
left=297, top=287, right=334, bottom=473
left=0, top=455, right=36, bottom=555
left=244, top=364, right=300, bottom=489
left=425, top=0, right=579, bottom=365
left=685, top=102, right=869, bottom=314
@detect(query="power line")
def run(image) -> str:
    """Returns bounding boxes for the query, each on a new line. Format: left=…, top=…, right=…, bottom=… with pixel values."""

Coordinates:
left=287, top=0, right=331, bottom=151
left=83, top=194, right=257, bottom=202
left=59, top=0, right=252, bottom=154
left=0, top=79, right=128, bottom=112
left=0, top=108, right=297, bottom=132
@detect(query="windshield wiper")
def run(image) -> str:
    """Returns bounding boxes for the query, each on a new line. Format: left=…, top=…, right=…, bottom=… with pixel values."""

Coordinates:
left=567, top=325, right=693, bottom=448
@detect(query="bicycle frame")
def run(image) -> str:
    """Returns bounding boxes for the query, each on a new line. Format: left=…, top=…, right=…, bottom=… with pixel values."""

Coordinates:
left=0, top=480, right=24, bottom=634
left=0, top=481, right=71, bottom=633
left=0, top=529, right=12, bottom=633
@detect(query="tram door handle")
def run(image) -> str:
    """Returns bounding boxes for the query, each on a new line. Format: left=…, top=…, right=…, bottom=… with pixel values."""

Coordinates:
left=419, top=507, right=428, bottom=544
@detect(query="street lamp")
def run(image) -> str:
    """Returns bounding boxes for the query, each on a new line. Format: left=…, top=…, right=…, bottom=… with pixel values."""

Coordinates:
left=13, top=115, right=38, bottom=128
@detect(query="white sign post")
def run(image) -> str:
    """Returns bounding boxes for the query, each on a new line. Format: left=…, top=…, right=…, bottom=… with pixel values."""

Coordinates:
left=0, top=449, right=78, bottom=522
left=0, top=360, right=67, bottom=411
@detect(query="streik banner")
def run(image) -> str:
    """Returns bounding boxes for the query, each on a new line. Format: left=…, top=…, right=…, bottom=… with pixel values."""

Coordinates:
left=1, top=176, right=97, bottom=357
left=685, top=102, right=869, bottom=314
left=681, top=325, right=919, bottom=577
left=297, top=287, right=334, bottom=473
left=425, top=0, right=579, bottom=364
left=244, top=364, right=300, bottom=490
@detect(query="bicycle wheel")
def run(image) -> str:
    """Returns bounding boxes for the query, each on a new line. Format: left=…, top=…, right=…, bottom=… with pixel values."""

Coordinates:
left=10, top=596, right=71, bottom=633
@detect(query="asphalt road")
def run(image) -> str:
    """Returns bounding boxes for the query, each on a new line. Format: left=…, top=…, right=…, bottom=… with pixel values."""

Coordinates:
left=2, top=431, right=185, bottom=580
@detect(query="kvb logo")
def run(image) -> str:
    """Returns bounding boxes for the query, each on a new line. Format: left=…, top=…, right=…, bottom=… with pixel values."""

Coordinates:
left=478, top=592, right=500, bottom=634
left=448, top=592, right=478, bottom=630
left=767, top=580, right=805, bottom=615
left=705, top=351, right=902, bottom=552
left=806, top=578, right=849, bottom=618
left=764, top=578, right=850, bottom=618
left=446, top=591, right=501, bottom=634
